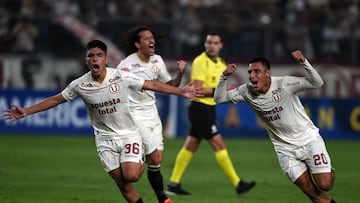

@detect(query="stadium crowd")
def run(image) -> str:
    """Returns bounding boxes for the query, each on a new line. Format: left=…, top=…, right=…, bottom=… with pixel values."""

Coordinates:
left=0, top=0, right=359, bottom=62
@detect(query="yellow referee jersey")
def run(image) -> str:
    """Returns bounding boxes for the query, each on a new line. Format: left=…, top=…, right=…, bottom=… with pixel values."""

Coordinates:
left=190, top=52, right=226, bottom=106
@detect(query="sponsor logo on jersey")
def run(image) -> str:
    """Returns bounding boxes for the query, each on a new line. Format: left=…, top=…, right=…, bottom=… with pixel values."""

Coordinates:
left=260, top=106, right=283, bottom=116
left=80, top=83, right=94, bottom=87
left=91, top=97, right=121, bottom=115
left=131, top=63, right=141, bottom=68
left=91, top=98, right=121, bottom=109
left=109, top=76, right=121, bottom=83
left=260, top=106, right=283, bottom=122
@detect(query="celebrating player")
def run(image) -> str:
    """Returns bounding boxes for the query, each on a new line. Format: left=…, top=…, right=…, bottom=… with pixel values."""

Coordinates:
left=214, top=50, right=336, bottom=203
left=3, top=39, right=198, bottom=203
left=117, top=25, right=187, bottom=203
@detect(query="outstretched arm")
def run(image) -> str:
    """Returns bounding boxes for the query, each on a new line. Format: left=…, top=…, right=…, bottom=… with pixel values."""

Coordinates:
left=192, top=79, right=215, bottom=97
left=3, top=94, right=67, bottom=122
left=143, top=80, right=202, bottom=99
left=291, top=50, right=324, bottom=88
left=166, top=60, right=186, bottom=87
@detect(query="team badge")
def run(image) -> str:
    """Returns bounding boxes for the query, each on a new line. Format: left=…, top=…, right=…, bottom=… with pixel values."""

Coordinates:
left=152, top=65, right=160, bottom=73
left=272, top=93, right=281, bottom=102
left=109, top=83, right=120, bottom=94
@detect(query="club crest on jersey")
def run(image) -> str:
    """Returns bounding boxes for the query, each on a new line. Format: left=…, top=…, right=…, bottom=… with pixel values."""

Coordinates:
left=271, top=88, right=281, bottom=102
left=272, top=93, right=281, bottom=102
left=109, top=83, right=120, bottom=94
left=152, top=65, right=160, bottom=73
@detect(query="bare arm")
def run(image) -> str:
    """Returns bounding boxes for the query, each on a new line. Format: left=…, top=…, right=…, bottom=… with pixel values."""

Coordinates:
left=4, top=93, right=67, bottom=122
left=166, top=60, right=186, bottom=87
left=193, top=80, right=215, bottom=97
left=143, top=80, right=201, bottom=99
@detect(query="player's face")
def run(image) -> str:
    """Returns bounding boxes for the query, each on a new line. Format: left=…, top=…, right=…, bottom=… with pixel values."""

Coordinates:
left=248, top=62, right=271, bottom=94
left=136, top=30, right=155, bottom=57
left=85, top=47, right=107, bottom=81
left=204, top=35, right=223, bottom=58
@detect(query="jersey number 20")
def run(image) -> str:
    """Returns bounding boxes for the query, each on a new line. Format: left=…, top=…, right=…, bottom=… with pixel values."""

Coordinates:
left=313, top=153, right=328, bottom=166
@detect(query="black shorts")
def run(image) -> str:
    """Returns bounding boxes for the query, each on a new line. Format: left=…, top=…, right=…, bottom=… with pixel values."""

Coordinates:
left=188, top=101, right=220, bottom=139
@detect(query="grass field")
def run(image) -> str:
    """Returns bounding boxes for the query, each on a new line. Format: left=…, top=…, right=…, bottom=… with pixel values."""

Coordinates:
left=0, top=135, right=359, bottom=203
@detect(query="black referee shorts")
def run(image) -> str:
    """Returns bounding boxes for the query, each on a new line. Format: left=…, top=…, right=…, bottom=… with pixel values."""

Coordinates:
left=188, top=101, right=220, bottom=139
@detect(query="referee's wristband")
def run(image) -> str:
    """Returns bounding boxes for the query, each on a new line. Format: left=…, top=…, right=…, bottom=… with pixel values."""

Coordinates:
left=220, top=74, right=228, bottom=80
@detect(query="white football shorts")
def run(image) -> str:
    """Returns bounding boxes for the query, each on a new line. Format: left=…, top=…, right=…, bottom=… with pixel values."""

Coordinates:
left=132, top=115, right=164, bottom=155
left=96, top=134, right=144, bottom=173
left=275, top=135, right=332, bottom=182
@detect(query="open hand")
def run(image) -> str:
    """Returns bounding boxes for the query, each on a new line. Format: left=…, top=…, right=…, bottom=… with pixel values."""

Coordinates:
left=3, top=104, right=26, bottom=122
left=182, top=81, right=204, bottom=99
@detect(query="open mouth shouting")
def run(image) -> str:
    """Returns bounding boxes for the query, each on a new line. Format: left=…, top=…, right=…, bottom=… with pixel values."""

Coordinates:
left=149, top=43, right=155, bottom=54
left=92, top=64, right=100, bottom=74
left=250, top=80, right=258, bottom=89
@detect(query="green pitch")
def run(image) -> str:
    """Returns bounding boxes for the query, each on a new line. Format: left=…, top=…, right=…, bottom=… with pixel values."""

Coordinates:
left=0, top=135, right=358, bottom=203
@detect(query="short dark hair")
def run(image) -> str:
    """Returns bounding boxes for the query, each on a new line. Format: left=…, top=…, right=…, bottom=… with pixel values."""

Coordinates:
left=249, top=57, right=270, bottom=69
left=206, top=32, right=222, bottom=41
left=86, top=40, right=107, bottom=54
left=207, top=32, right=221, bottom=37
left=121, top=25, right=154, bottom=56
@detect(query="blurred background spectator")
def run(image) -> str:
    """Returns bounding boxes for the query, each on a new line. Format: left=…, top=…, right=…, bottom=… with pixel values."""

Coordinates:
left=0, top=0, right=359, bottom=89
left=0, top=0, right=359, bottom=60
left=0, top=0, right=359, bottom=139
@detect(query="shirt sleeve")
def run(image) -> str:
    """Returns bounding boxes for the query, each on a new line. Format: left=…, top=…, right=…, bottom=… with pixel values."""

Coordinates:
left=214, top=74, right=249, bottom=104
left=61, top=80, right=79, bottom=101
left=283, top=59, right=324, bottom=94
left=214, top=75, right=229, bottom=103
left=227, top=84, right=247, bottom=103
left=191, top=57, right=206, bottom=81
left=302, top=59, right=324, bottom=88
left=119, top=69, right=145, bottom=91
left=116, top=59, right=125, bottom=69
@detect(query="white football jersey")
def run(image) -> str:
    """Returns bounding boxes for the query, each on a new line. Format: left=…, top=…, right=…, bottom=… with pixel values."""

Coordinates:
left=216, top=60, right=324, bottom=146
left=117, top=53, right=172, bottom=118
left=61, top=68, right=144, bottom=139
